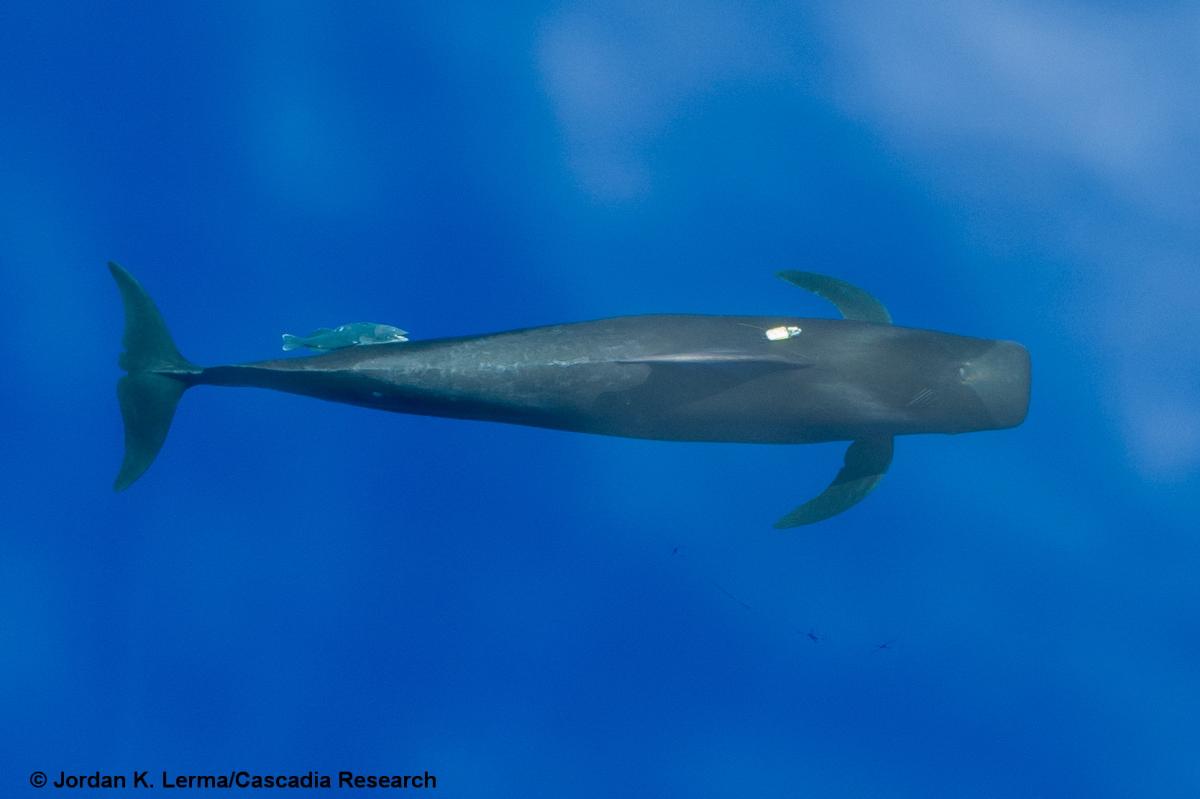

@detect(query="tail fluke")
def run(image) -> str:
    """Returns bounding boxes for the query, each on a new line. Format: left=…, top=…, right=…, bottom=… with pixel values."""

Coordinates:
left=281, top=333, right=303, bottom=351
left=108, top=262, right=200, bottom=491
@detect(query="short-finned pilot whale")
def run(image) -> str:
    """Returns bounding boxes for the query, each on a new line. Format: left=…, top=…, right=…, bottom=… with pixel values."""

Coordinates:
left=108, top=262, right=1030, bottom=526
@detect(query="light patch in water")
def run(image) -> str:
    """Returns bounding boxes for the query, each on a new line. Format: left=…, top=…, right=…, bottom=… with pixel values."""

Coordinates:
left=765, top=325, right=802, bottom=341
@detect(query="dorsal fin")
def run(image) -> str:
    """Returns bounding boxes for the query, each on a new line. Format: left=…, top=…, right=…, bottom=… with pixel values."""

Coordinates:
left=777, top=271, right=892, bottom=324
left=617, top=351, right=802, bottom=367
left=774, top=437, right=894, bottom=527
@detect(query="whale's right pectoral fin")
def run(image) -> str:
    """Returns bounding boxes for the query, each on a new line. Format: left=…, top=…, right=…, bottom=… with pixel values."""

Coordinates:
left=774, top=437, right=894, bottom=528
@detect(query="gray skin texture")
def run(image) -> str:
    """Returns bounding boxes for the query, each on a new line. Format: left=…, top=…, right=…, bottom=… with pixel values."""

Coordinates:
left=196, top=314, right=1030, bottom=443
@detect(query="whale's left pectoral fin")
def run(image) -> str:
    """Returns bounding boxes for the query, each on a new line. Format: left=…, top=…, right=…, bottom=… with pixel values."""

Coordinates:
left=777, top=271, right=892, bottom=324
left=774, top=437, right=894, bottom=528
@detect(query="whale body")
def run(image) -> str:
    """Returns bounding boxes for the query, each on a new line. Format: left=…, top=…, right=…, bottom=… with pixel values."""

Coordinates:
left=108, top=263, right=1029, bottom=526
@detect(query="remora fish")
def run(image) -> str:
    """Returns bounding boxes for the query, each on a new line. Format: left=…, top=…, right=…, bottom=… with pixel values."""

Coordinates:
left=108, top=262, right=1030, bottom=526
left=282, top=323, right=408, bottom=352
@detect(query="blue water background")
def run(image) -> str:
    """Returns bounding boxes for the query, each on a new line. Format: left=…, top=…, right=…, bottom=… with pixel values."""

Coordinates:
left=2, top=3, right=1198, bottom=796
